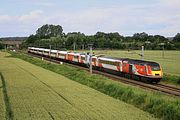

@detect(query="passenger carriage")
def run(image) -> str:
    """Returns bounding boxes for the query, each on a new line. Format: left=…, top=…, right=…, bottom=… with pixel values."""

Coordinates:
left=97, top=57, right=122, bottom=71
left=57, top=51, right=67, bottom=59
left=28, top=47, right=163, bottom=83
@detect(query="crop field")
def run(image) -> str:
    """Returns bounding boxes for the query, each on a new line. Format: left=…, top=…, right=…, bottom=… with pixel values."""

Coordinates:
left=0, top=74, right=6, bottom=120
left=90, top=50, right=180, bottom=76
left=0, top=52, right=158, bottom=120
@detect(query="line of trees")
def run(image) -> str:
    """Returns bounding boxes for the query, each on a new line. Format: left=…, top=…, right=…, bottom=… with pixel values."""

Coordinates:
left=23, top=24, right=180, bottom=50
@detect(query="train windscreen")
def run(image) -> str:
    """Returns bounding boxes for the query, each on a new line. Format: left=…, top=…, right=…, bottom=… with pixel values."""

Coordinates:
left=149, top=63, right=160, bottom=71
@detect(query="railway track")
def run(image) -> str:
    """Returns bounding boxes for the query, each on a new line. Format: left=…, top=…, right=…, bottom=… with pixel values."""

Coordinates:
left=27, top=52, right=180, bottom=97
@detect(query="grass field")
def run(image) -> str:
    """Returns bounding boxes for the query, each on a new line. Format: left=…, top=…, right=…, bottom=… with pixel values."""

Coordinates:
left=0, top=52, right=10, bottom=120
left=0, top=52, right=158, bottom=120
left=0, top=74, right=6, bottom=120
left=89, top=50, right=180, bottom=76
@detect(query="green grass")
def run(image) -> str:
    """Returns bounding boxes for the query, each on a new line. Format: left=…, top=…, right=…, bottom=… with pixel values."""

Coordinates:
left=9, top=51, right=180, bottom=120
left=0, top=74, right=6, bottom=120
left=0, top=51, right=10, bottom=120
left=0, top=51, right=10, bottom=58
left=0, top=51, right=158, bottom=120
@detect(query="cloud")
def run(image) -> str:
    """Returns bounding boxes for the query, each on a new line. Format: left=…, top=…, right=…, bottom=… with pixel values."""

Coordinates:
left=1, top=1, right=180, bottom=37
left=18, top=10, right=44, bottom=23
left=45, top=8, right=112, bottom=33
left=0, top=15, right=11, bottom=22
left=0, top=10, right=44, bottom=24
left=161, top=0, right=180, bottom=7
left=14, top=0, right=56, bottom=7
left=0, top=10, right=45, bottom=37
left=46, top=5, right=173, bottom=35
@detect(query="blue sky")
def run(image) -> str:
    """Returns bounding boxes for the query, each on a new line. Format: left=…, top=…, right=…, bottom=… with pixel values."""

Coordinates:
left=0, top=0, right=180, bottom=37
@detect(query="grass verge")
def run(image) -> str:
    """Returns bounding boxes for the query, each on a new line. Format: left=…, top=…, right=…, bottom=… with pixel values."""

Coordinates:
left=0, top=73, right=14, bottom=120
left=162, top=74, right=180, bottom=85
left=10, top=52, right=180, bottom=120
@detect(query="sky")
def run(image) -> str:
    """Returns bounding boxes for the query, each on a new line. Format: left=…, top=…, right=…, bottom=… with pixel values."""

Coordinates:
left=0, top=0, right=180, bottom=37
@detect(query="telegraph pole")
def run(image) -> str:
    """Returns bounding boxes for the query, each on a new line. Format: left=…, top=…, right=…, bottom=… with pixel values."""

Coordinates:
left=162, top=44, right=164, bottom=58
left=141, top=46, right=144, bottom=60
left=73, top=42, right=76, bottom=51
left=88, top=44, right=93, bottom=74
left=49, top=45, right=52, bottom=63
left=4, top=44, right=7, bottom=56
left=159, top=43, right=165, bottom=58
left=82, top=44, right=84, bottom=50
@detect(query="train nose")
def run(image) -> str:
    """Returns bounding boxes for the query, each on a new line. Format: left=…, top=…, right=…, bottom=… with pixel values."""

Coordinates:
left=151, top=71, right=162, bottom=76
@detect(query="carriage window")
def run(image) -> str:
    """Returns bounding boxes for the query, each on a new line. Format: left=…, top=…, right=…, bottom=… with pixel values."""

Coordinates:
left=92, top=58, right=96, bottom=62
left=99, top=60, right=119, bottom=66
left=51, top=52, right=56, bottom=54
left=74, top=56, right=78, bottom=59
left=81, top=57, right=85, bottom=60
left=59, top=53, right=66, bottom=56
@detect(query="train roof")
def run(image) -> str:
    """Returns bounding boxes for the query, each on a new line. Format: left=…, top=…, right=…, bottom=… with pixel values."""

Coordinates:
left=28, top=47, right=159, bottom=66
left=98, top=57, right=122, bottom=62
left=68, top=52, right=81, bottom=55
left=58, top=51, right=68, bottom=54
left=127, top=59, right=159, bottom=66
left=51, top=50, right=58, bottom=53
left=30, top=47, right=46, bottom=51
left=101, top=56, right=159, bottom=66
left=44, top=49, right=50, bottom=52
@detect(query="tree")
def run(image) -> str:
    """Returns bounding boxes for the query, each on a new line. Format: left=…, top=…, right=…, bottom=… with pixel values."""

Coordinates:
left=0, top=43, right=4, bottom=49
left=108, top=32, right=123, bottom=41
left=173, top=33, right=180, bottom=42
left=66, top=32, right=86, bottom=49
left=23, top=24, right=179, bottom=50
left=153, top=35, right=168, bottom=42
left=26, top=34, right=39, bottom=44
left=36, top=24, right=63, bottom=38
left=133, top=32, right=148, bottom=41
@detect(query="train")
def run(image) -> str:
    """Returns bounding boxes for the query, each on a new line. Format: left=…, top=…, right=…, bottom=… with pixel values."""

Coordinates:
left=28, top=47, right=163, bottom=83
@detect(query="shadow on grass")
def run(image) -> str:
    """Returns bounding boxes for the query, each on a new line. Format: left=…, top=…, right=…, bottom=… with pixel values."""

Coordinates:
left=0, top=72, right=14, bottom=120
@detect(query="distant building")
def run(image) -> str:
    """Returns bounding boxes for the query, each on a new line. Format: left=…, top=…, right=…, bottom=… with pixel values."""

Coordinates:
left=0, top=37, right=27, bottom=49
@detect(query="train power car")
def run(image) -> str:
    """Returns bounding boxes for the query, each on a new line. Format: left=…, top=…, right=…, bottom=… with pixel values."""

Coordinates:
left=28, top=47, right=163, bottom=83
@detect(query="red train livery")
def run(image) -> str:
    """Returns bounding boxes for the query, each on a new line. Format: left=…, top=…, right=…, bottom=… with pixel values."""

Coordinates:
left=28, top=47, right=163, bottom=83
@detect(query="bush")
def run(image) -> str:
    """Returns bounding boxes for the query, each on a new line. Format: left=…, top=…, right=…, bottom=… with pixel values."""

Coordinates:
left=162, top=74, right=180, bottom=85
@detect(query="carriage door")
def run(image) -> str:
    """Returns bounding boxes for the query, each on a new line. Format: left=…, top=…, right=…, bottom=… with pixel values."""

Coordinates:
left=129, top=64, right=133, bottom=74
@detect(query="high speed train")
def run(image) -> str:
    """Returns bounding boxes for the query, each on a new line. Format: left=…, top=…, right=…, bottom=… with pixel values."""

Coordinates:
left=28, top=47, right=163, bottom=83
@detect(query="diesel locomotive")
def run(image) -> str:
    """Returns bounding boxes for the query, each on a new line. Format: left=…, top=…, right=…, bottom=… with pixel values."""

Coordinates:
left=28, top=47, right=163, bottom=83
